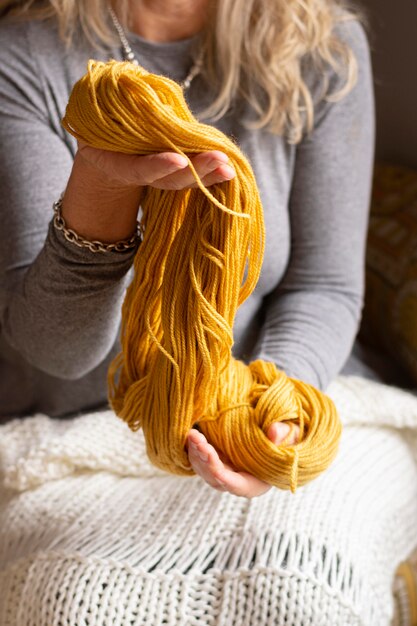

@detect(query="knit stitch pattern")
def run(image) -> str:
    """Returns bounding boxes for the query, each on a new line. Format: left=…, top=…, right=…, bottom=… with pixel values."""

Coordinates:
left=1, top=376, right=416, bottom=626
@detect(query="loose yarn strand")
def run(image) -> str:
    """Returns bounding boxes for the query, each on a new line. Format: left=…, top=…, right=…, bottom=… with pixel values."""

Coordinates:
left=62, top=60, right=342, bottom=491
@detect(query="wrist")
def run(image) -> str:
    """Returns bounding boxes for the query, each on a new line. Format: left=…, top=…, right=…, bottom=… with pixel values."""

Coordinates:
left=62, top=152, right=143, bottom=243
left=53, top=195, right=141, bottom=253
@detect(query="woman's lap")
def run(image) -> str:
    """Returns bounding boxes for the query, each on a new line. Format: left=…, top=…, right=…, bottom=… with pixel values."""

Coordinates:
left=1, top=379, right=417, bottom=626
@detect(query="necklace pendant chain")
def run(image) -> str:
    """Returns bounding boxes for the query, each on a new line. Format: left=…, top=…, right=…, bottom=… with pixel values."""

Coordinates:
left=109, top=7, right=201, bottom=90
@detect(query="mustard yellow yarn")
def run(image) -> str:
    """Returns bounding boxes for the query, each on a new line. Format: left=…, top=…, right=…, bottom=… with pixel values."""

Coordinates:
left=62, top=60, right=342, bottom=492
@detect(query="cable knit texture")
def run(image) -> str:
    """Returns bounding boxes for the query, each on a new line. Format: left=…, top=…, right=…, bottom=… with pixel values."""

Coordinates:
left=0, top=376, right=416, bottom=626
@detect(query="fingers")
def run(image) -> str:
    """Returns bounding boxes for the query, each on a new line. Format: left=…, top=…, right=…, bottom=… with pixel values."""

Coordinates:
left=151, top=150, right=235, bottom=190
left=194, top=163, right=236, bottom=188
left=267, top=422, right=300, bottom=447
left=133, top=151, right=190, bottom=185
left=77, top=146, right=189, bottom=187
left=187, top=428, right=227, bottom=491
left=76, top=146, right=235, bottom=190
left=187, top=429, right=272, bottom=498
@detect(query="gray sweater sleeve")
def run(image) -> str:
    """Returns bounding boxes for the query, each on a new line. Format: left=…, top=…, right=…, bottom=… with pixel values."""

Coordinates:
left=251, top=21, right=375, bottom=389
left=0, top=23, right=136, bottom=380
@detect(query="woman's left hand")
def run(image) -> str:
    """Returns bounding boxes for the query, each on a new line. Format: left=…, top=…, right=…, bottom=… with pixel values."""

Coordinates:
left=186, top=422, right=300, bottom=498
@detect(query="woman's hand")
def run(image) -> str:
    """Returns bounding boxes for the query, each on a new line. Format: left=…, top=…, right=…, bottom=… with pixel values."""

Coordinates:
left=77, top=143, right=236, bottom=190
left=62, top=145, right=235, bottom=243
left=186, top=422, right=300, bottom=498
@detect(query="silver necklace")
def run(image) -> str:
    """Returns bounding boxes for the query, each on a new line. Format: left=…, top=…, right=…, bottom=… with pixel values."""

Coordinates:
left=109, top=7, right=203, bottom=91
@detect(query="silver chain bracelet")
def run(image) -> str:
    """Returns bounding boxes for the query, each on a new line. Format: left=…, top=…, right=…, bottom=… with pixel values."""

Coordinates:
left=52, top=196, right=142, bottom=253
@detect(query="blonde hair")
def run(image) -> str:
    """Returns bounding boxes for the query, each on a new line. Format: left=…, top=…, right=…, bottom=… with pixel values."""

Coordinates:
left=0, top=0, right=365, bottom=143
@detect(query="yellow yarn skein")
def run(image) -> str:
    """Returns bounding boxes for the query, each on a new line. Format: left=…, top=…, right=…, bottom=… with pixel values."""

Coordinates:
left=62, top=60, right=342, bottom=492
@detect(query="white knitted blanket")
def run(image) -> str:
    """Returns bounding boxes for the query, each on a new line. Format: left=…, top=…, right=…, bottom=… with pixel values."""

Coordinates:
left=0, top=376, right=416, bottom=626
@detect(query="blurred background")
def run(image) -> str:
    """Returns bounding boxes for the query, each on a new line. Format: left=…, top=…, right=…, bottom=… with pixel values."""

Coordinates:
left=365, top=0, right=417, bottom=167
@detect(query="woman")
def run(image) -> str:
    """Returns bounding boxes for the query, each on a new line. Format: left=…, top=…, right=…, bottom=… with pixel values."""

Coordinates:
left=5, top=4, right=416, bottom=626
left=0, top=0, right=374, bottom=501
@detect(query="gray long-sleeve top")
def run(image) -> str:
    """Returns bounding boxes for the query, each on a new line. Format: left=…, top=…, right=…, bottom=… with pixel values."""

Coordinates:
left=0, top=16, right=375, bottom=419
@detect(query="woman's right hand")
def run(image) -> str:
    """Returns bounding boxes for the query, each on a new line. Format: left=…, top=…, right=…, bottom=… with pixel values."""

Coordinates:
left=77, top=143, right=236, bottom=191
left=62, top=146, right=235, bottom=244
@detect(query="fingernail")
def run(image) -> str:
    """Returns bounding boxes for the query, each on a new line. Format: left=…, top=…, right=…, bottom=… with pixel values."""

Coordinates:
left=198, top=452, right=208, bottom=462
left=215, top=478, right=226, bottom=486
left=213, top=152, right=229, bottom=164
left=219, top=165, right=235, bottom=178
left=171, top=156, right=188, bottom=169
left=189, top=442, right=198, bottom=451
left=207, top=152, right=229, bottom=166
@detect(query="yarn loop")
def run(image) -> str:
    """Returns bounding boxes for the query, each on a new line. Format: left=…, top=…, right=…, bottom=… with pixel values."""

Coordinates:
left=62, top=60, right=342, bottom=491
